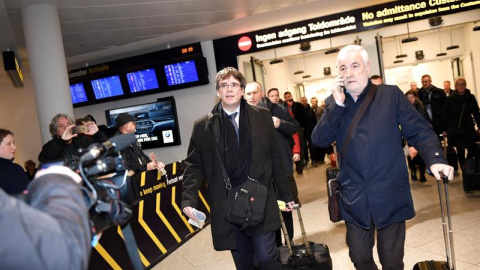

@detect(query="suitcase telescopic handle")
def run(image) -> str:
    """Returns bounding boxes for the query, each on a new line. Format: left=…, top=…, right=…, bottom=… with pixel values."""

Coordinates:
left=436, top=172, right=456, bottom=270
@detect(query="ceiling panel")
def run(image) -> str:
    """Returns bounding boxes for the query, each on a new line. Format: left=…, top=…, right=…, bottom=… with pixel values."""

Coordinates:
left=1, top=0, right=394, bottom=59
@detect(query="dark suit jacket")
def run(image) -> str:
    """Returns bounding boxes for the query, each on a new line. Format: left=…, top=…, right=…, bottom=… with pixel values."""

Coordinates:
left=181, top=100, right=294, bottom=251
left=418, top=85, right=446, bottom=134
left=312, top=82, right=446, bottom=229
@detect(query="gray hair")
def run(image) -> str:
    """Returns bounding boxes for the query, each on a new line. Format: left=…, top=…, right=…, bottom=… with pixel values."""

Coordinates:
left=337, top=45, right=369, bottom=67
left=49, top=113, right=75, bottom=138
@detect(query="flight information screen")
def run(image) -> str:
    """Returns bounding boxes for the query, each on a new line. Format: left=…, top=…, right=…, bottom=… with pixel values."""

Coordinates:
left=164, top=60, right=199, bottom=86
left=90, top=75, right=124, bottom=100
left=126, top=68, right=159, bottom=93
left=70, top=83, right=88, bottom=104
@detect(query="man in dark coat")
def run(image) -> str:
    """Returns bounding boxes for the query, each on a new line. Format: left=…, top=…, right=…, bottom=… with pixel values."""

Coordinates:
left=245, top=81, right=300, bottom=245
left=442, top=77, right=480, bottom=169
left=181, top=68, right=294, bottom=270
left=418, top=74, right=446, bottom=135
left=312, top=45, right=454, bottom=270
left=284, top=91, right=307, bottom=174
left=38, top=113, right=107, bottom=166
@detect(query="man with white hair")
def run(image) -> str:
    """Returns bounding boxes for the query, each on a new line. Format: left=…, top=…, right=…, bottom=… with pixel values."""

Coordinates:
left=312, top=45, right=453, bottom=269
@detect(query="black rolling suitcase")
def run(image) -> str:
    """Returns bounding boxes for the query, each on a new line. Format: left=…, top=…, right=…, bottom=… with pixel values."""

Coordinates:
left=413, top=173, right=456, bottom=270
left=463, top=157, right=480, bottom=192
left=278, top=206, right=332, bottom=269
left=442, top=135, right=459, bottom=172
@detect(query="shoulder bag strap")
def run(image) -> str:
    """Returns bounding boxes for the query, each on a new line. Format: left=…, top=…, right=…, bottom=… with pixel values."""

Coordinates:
left=457, top=102, right=465, bottom=129
left=208, top=120, right=232, bottom=190
left=340, top=84, right=378, bottom=160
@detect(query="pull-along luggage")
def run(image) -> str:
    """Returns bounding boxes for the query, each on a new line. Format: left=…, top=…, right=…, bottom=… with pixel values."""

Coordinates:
left=463, top=156, right=480, bottom=192
left=278, top=206, right=332, bottom=269
left=413, top=172, right=456, bottom=270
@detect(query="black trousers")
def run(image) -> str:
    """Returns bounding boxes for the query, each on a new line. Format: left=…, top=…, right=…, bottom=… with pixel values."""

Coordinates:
left=345, top=221, right=405, bottom=270
left=407, top=154, right=426, bottom=177
left=275, top=211, right=293, bottom=246
left=231, top=227, right=282, bottom=270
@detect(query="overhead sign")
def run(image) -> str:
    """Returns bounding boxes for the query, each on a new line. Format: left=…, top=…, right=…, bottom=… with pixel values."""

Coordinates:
left=213, top=0, right=479, bottom=68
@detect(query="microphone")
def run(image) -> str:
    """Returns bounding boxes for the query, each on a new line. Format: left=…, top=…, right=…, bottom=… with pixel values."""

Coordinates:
left=80, top=133, right=137, bottom=163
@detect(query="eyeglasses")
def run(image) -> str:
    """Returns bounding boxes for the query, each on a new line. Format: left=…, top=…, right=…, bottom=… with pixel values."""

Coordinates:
left=421, top=80, right=431, bottom=84
left=219, top=82, right=241, bottom=90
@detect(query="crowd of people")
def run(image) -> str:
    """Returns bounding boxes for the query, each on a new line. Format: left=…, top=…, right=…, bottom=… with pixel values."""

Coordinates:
left=1, top=44, right=478, bottom=270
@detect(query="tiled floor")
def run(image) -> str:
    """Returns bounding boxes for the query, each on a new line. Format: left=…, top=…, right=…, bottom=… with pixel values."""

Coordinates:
left=154, top=159, right=480, bottom=269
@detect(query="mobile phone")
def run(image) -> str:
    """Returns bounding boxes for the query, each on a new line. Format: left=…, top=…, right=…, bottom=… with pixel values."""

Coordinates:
left=72, top=125, right=88, bottom=134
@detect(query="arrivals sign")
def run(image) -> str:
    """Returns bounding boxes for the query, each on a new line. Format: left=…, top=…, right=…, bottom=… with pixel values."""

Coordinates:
left=214, top=0, right=479, bottom=67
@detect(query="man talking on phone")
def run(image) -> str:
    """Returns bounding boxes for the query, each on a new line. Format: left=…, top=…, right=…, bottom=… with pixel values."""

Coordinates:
left=311, top=45, right=453, bottom=269
left=39, top=113, right=107, bottom=166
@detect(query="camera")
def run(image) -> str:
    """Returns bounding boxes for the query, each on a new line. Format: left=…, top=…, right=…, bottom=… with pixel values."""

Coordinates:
left=40, top=133, right=139, bottom=234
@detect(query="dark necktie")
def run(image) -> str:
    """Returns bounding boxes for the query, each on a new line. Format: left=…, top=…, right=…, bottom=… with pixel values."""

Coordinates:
left=228, top=112, right=239, bottom=145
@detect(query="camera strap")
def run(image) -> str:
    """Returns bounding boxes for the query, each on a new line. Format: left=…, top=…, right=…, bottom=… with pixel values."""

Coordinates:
left=122, top=223, right=144, bottom=270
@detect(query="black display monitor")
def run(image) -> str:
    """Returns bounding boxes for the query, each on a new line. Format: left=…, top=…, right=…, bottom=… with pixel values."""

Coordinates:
left=164, top=60, right=199, bottom=86
left=126, top=68, right=159, bottom=93
left=90, top=75, right=124, bottom=100
left=105, top=96, right=181, bottom=149
left=70, top=82, right=88, bottom=104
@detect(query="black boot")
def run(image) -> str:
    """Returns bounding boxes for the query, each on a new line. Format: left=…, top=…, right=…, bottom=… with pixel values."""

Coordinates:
left=420, top=175, right=427, bottom=182
left=411, top=173, right=417, bottom=181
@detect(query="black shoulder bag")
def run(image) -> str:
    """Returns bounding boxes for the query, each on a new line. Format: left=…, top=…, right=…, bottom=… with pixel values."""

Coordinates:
left=210, top=126, right=268, bottom=231
left=328, top=84, right=378, bottom=222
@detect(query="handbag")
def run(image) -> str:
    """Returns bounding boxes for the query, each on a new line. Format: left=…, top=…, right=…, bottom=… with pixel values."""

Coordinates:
left=210, top=124, right=268, bottom=231
left=327, top=84, right=378, bottom=223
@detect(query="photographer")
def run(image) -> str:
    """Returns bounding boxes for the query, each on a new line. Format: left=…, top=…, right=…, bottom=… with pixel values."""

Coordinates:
left=38, top=113, right=107, bottom=166
left=0, top=165, right=91, bottom=270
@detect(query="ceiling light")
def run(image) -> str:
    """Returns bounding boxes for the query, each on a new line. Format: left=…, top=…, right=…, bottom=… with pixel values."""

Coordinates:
left=446, top=28, right=459, bottom=50
left=325, top=48, right=340, bottom=54
left=429, top=17, right=443, bottom=27
left=302, top=55, right=311, bottom=79
left=402, top=24, right=418, bottom=43
left=269, top=49, right=283, bottom=64
left=300, top=42, right=311, bottom=51
left=293, top=55, right=304, bottom=74
left=436, top=29, right=447, bottom=57
left=325, top=38, right=339, bottom=54
left=394, top=37, right=407, bottom=58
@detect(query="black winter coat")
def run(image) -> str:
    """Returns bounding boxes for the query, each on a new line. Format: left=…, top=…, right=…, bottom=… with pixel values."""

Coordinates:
left=181, top=100, right=294, bottom=250
left=264, top=98, right=300, bottom=176
left=442, top=90, right=480, bottom=148
left=418, top=85, right=446, bottom=134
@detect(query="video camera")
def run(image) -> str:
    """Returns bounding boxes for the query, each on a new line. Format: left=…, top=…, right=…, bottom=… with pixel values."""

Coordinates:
left=42, top=133, right=139, bottom=235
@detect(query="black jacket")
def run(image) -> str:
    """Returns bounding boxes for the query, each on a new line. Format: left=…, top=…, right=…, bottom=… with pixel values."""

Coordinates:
left=0, top=157, right=30, bottom=194
left=181, top=99, right=294, bottom=250
left=38, top=131, right=107, bottom=164
left=263, top=98, right=300, bottom=175
left=287, top=101, right=308, bottom=129
left=442, top=90, right=480, bottom=147
left=115, top=131, right=151, bottom=174
left=418, top=85, right=446, bottom=134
